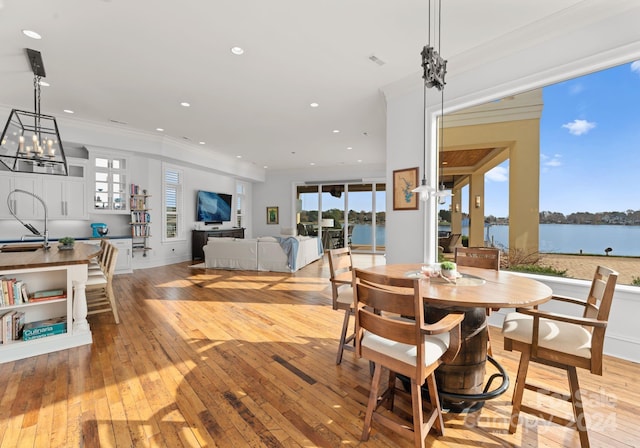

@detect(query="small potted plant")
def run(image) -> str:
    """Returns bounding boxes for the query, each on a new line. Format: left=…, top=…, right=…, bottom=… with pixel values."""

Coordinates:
left=440, top=261, right=458, bottom=279
left=58, top=237, right=75, bottom=250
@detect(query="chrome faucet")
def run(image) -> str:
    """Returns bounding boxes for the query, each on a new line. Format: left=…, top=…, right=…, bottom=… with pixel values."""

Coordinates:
left=7, top=189, right=50, bottom=250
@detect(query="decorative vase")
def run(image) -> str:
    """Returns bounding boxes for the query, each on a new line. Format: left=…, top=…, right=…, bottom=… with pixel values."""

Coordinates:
left=442, top=268, right=457, bottom=279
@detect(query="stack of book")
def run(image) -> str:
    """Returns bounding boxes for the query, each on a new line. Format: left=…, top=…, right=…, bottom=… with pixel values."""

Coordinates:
left=28, top=289, right=67, bottom=302
left=22, top=316, right=67, bottom=341
left=0, top=310, right=25, bottom=343
left=0, top=278, right=29, bottom=306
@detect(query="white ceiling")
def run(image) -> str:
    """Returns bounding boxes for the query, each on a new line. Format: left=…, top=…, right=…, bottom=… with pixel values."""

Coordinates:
left=0, top=0, right=613, bottom=171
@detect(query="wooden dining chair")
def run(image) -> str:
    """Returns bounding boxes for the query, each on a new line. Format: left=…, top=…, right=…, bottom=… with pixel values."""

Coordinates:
left=353, top=268, right=464, bottom=447
left=454, top=246, right=500, bottom=270
left=501, top=265, right=618, bottom=448
left=327, top=247, right=355, bottom=364
left=88, top=239, right=109, bottom=274
left=454, top=247, right=500, bottom=355
left=85, top=243, right=120, bottom=324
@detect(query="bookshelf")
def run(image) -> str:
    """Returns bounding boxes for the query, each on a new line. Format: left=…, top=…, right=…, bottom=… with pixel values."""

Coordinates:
left=130, top=184, right=151, bottom=257
left=0, top=247, right=96, bottom=363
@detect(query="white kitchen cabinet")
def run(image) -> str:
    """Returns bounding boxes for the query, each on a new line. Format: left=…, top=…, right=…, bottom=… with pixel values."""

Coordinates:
left=110, top=238, right=132, bottom=274
left=2, top=158, right=87, bottom=221
left=91, top=154, right=128, bottom=213
left=0, top=174, right=43, bottom=220
left=42, top=177, right=88, bottom=219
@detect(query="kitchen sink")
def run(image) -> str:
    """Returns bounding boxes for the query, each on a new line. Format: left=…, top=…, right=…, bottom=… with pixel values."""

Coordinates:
left=0, top=244, right=43, bottom=252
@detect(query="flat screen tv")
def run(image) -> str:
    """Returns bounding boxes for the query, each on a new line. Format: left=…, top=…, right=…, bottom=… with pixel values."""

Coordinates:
left=196, top=190, right=233, bottom=224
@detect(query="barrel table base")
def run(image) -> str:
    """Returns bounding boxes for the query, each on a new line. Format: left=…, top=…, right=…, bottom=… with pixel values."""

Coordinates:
left=425, top=305, right=509, bottom=412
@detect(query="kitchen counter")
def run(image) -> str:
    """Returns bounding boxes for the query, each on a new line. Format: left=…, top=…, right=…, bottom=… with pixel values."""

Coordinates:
left=0, top=235, right=132, bottom=244
left=0, top=242, right=100, bottom=270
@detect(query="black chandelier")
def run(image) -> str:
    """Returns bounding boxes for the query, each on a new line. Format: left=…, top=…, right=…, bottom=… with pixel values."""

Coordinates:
left=0, top=49, right=68, bottom=176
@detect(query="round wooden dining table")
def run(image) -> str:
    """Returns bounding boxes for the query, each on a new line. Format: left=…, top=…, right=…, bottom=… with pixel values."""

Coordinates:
left=361, top=264, right=553, bottom=410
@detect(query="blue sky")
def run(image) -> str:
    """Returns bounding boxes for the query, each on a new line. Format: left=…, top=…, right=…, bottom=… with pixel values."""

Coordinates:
left=482, top=60, right=640, bottom=217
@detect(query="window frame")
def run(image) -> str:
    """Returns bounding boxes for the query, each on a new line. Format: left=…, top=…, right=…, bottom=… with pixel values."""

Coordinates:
left=162, top=163, right=184, bottom=242
left=235, top=180, right=248, bottom=229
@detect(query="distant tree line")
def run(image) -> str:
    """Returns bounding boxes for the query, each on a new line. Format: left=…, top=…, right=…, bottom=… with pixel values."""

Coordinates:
left=299, top=209, right=386, bottom=227
left=480, top=210, right=640, bottom=225
left=540, top=210, right=640, bottom=225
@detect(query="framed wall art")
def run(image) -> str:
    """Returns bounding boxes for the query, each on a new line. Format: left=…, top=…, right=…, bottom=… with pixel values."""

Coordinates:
left=266, top=206, right=279, bottom=224
left=393, top=167, right=419, bottom=210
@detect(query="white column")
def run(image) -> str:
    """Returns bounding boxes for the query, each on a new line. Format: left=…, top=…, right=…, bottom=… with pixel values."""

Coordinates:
left=72, top=280, right=89, bottom=332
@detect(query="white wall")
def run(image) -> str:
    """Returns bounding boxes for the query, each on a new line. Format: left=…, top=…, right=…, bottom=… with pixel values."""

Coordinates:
left=383, top=88, right=435, bottom=264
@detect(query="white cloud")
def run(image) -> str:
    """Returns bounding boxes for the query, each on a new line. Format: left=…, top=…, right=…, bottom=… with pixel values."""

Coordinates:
left=562, top=119, right=596, bottom=136
left=545, top=155, right=562, bottom=167
left=486, top=166, right=508, bottom=182
left=631, top=60, right=640, bottom=75
left=540, top=154, right=562, bottom=172
left=569, top=83, right=584, bottom=95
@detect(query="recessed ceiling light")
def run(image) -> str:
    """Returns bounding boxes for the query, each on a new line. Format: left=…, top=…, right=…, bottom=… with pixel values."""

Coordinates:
left=22, top=29, right=41, bottom=40
left=263, top=165, right=268, bottom=169
left=310, top=102, right=319, bottom=108
left=199, top=141, right=205, bottom=145
left=38, top=80, right=50, bottom=87
left=231, top=46, right=244, bottom=55
left=63, top=109, right=74, bottom=114
left=180, top=102, right=190, bottom=107
left=346, top=146, right=352, bottom=150
left=156, top=128, right=164, bottom=132
left=357, top=159, right=363, bottom=163
left=310, top=162, right=315, bottom=166
left=236, top=155, right=242, bottom=159
left=332, top=129, right=340, bottom=133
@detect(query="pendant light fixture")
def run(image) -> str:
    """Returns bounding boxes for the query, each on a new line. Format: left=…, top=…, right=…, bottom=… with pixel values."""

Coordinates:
left=412, top=0, right=447, bottom=201
left=0, top=48, right=68, bottom=176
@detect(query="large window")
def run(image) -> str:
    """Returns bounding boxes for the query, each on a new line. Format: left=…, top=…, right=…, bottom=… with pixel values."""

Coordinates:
left=162, top=164, right=183, bottom=241
left=297, top=182, right=386, bottom=254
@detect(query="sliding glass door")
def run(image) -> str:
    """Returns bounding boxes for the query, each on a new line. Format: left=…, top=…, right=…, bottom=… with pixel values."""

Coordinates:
left=296, top=182, right=385, bottom=254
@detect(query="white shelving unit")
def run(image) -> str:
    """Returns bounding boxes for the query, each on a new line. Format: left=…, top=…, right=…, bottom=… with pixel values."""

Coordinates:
left=0, top=264, right=92, bottom=364
left=130, top=184, right=151, bottom=257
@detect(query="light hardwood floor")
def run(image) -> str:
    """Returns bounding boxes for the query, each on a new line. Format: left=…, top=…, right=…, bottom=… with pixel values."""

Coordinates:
left=0, top=254, right=638, bottom=447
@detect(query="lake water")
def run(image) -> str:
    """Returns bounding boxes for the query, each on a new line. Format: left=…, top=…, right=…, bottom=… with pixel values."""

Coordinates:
left=353, top=223, right=640, bottom=256
left=351, top=224, right=386, bottom=246
left=458, top=223, right=640, bottom=256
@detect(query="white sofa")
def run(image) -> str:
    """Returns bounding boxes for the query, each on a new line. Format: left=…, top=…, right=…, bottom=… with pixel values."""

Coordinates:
left=203, top=236, right=322, bottom=272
